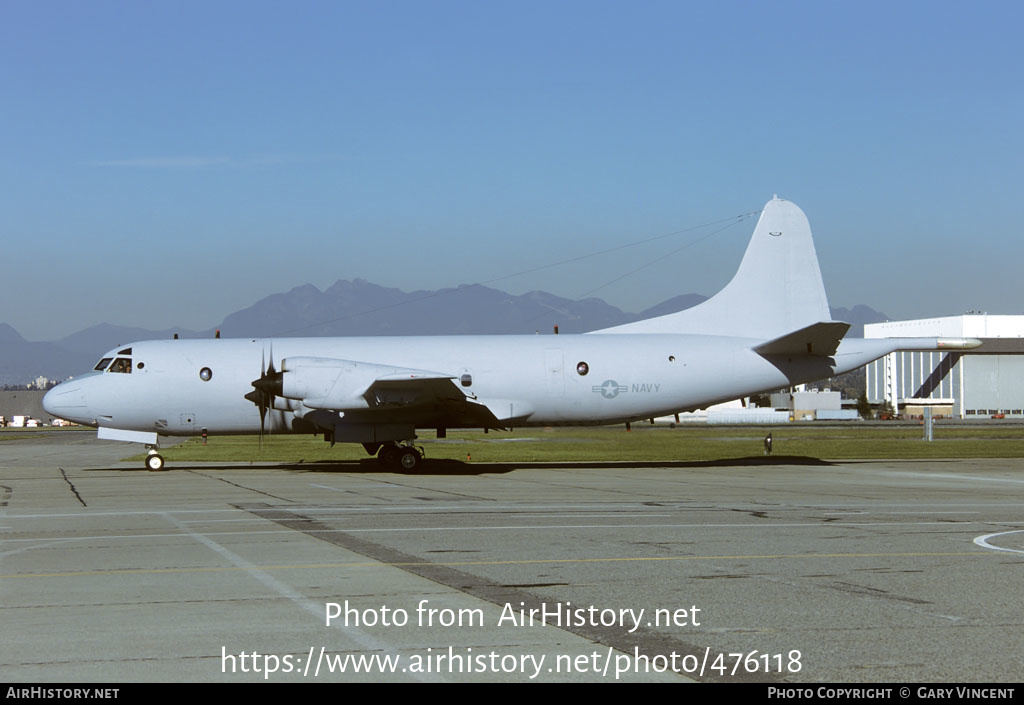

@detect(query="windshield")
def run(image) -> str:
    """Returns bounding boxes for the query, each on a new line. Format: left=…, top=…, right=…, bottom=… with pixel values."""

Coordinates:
left=94, top=357, right=113, bottom=371
left=108, top=358, right=132, bottom=374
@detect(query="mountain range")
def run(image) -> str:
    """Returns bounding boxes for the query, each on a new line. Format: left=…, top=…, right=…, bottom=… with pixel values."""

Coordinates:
left=0, top=279, right=888, bottom=384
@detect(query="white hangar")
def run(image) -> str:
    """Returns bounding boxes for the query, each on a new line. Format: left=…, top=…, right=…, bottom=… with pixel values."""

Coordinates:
left=865, top=315, right=1024, bottom=418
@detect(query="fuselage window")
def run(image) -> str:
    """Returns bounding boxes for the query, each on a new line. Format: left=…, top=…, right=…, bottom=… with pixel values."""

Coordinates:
left=94, top=358, right=113, bottom=371
left=108, top=358, right=132, bottom=374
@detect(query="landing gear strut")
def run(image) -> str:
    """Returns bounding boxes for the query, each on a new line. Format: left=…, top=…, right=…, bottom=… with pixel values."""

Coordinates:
left=377, top=442, right=423, bottom=471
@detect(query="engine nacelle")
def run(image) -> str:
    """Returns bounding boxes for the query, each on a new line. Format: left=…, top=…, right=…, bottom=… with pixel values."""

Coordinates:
left=264, top=357, right=378, bottom=409
left=256, top=356, right=457, bottom=411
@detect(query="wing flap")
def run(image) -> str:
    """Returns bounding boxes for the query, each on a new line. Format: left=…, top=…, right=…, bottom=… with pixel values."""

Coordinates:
left=360, top=375, right=467, bottom=407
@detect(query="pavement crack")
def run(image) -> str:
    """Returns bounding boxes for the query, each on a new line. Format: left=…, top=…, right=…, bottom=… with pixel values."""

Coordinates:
left=829, top=581, right=931, bottom=605
left=730, top=508, right=768, bottom=519
left=183, top=469, right=296, bottom=503
left=58, top=468, right=86, bottom=507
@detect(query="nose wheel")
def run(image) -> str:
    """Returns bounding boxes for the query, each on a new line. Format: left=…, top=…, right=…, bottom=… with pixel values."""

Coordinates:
left=145, top=447, right=166, bottom=471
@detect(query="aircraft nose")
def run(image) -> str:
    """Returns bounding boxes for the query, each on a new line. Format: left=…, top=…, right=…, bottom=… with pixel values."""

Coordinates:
left=43, top=381, right=89, bottom=423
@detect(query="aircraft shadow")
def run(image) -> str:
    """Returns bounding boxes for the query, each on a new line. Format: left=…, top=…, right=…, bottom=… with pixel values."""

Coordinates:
left=91, top=454, right=833, bottom=475
left=500, top=455, right=835, bottom=469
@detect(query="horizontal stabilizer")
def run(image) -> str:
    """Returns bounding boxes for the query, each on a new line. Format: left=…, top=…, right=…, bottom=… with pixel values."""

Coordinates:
left=754, top=321, right=851, bottom=357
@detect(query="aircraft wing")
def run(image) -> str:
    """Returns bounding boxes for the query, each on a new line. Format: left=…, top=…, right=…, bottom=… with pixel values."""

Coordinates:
left=264, top=356, right=530, bottom=429
left=360, top=372, right=470, bottom=408
left=361, top=375, right=533, bottom=427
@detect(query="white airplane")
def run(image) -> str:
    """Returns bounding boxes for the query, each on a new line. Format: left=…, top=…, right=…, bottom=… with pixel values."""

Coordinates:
left=43, top=197, right=980, bottom=470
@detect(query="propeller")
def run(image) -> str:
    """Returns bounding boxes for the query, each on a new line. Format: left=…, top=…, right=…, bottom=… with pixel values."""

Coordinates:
left=244, top=343, right=282, bottom=448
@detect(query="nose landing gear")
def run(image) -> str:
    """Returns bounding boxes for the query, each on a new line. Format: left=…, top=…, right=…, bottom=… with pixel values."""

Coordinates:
left=145, top=446, right=166, bottom=471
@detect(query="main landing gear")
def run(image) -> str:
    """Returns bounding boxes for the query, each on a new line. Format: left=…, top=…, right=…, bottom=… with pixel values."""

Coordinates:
left=377, top=442, right=423, bottom=471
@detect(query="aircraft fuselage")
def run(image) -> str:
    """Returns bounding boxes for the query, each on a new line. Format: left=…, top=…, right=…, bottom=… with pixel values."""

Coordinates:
left=44, top=333, right=829, bottom=436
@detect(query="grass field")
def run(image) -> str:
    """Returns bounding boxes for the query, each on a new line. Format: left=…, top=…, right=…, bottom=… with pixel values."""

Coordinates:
left=0, top=432, right=38, bottom=442
left=126, top=423, right=1024, bottom=464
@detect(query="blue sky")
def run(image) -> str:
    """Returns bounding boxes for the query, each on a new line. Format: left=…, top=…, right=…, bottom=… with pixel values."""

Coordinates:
left=3, top=1, right=1022, bottom=339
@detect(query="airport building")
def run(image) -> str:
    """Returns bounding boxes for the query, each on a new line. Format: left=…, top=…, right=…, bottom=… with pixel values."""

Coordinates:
left=769, top=389, right=858, bottom=421
left=0, top=390, right=49, bottom=425
left=864, top=315, right=1024, bottom=418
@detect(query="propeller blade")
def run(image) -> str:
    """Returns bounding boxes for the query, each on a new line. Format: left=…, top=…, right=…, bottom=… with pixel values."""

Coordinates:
left=258, top=403, right=265, bottom=450
left=266, top=342, right=275, bottom=436
left=247, top=343, right=275, bottom=449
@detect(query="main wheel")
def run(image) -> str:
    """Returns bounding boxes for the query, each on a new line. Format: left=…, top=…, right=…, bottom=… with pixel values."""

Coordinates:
left=378, top=444, right=400, bottom=466
left=145, top=453, right=166, bottom=471
left=397, top=447, right=421, bottom=471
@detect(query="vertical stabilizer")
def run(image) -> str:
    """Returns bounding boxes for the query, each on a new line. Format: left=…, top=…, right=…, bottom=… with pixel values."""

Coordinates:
left=592, top=197, right=832, bottom=339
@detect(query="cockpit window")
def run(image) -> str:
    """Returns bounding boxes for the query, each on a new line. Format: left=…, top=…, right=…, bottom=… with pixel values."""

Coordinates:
left=118, top=347, right=132, bottom=355
left=108, top=358, right=132, bottom=374
left=94, top=357, right=113, bottom=371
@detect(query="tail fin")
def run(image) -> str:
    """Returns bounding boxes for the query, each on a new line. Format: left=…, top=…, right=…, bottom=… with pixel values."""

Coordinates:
left=592, top=197, right=833, bottom=339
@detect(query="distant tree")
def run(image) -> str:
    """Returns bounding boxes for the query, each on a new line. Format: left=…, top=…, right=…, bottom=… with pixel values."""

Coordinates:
left=856, top=391, right=873, bottom=419
left=808, top=367, right=866, bottom=401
